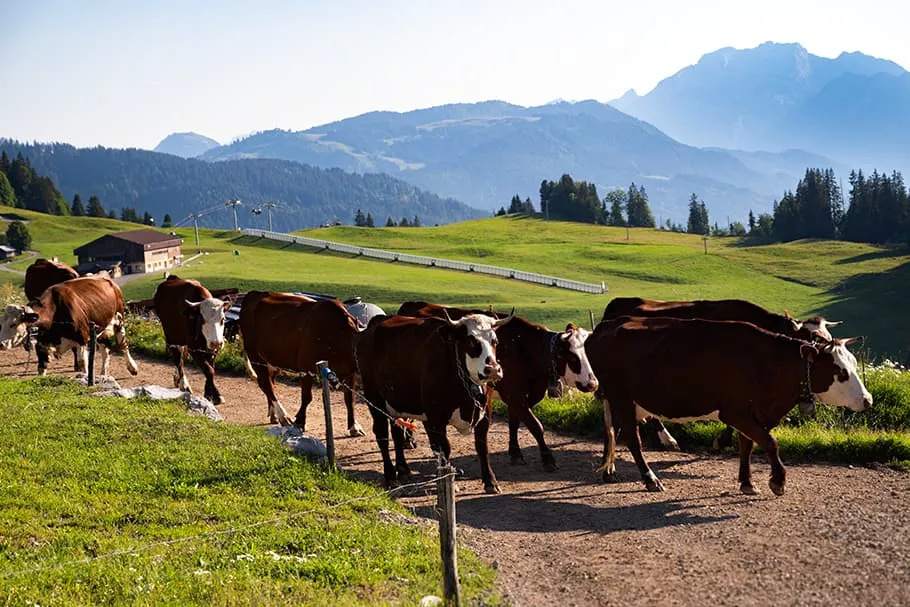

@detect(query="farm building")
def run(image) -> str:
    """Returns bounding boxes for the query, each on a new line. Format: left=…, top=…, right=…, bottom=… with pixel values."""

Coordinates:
left=73, top=229, right=183, bottom=275
left=0, top=245, right=18, bottom=260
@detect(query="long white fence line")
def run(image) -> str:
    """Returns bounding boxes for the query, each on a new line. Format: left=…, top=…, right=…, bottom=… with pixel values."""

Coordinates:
left=241, top=228, right=608, bottom=295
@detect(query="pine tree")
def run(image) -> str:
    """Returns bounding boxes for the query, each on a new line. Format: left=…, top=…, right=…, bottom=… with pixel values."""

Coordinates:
left=107, top=209, right=116, bottom=219
left=399, top=216, right=410, bottom=227
left=508, top=194, right=523, bottom=214
left=162, top=213, right=173, bottom=228
left=523, top=197, right=535, bottom=215
left=71, top=194, right=85, bottom=216
left=0, top=172, right=15, bottom=207
left=748, top=210, right=756, bottom=233
left=496, top=207, right=507, bottom=216
left=87, top=195, right=105, bottom=217
left=686, top=193, right=709, bottom=235
left=365, top=212, right=374, bottom=227
left=385, top=216, right=396, bottom=227
left=0, top=150, right=9, bottom=175
left=412, top=215, right=421, bottom=227
left=121, top=207, right=140, bottom=223
left=354, top=208, right=366, bottom=227
left=626, top=182, right=656, bottom=228
left=143, top=211, right=154, bottom=225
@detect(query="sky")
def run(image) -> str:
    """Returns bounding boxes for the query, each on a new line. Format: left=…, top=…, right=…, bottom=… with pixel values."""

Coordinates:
left=2, top=0, right=908, bottom=150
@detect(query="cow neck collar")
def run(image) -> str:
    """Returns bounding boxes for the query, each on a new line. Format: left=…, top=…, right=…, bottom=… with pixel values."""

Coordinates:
left=453, top=342, right=488, bottom=414
left=546, top=331, right=560, bottom=392
left=797, top=355, right=815, bottom=413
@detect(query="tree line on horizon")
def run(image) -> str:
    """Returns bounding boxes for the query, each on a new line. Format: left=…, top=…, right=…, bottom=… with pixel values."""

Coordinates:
left=493, top=169, right=909, bottom=246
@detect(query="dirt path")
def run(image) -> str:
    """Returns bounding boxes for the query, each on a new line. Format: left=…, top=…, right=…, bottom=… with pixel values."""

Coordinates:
left=4, top=349, right=909, bottom=606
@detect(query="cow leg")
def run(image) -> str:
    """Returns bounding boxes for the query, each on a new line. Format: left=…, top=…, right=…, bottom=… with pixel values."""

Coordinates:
left=713, top=425, right=736, bottom=451
left=253, top=362, right=291, bottom=426
left=507, top=402, right=526, bottom=466
left=731, top=419, right=786, bottom=496
left=98, top=344, right=111, bottom=377
left=597, top=396, right=619, bottom=482
left=626, top=421, right=665, bottom=492
left=293, top=374, right=314, bottom=430
left=473, top=413, right=500, bottom=494
left=169, top=345, right=191, bottom=392
left=522, top=406, right=557, bottom=472
left=367, top=397, right=399, bottom=486
left=112, top=322, right=139, bottom=376
left=341, top=375, right=365, bottom=437
left=389, top=421, right=411, bottom=480
left=36, top=343, right=50, bottom=376
left=72, top=346, right=83, bottom=372
left=425, top=423, right=452, bottom=462
left=191, top=350, right=222, bottom=405
left=650, top=417, right=680, bottom=451
left=737, top=433, right=759, bottom=495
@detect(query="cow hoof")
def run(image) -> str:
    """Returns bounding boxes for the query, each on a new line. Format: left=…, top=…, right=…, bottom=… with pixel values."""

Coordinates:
left=740, top=482, right=760, bottom=495
left=510, top=454, right=527, bottom=466
left=602, top=470, right=619, bottom=483
left=484, top=482, right=502, bottom=495
left=644, top=476, right=665, bottom=492
left=348, top=423, right=366, bottom=437
left=395, top=465, right=412, bottom=480
left=769, top=480, right=785, bottom=496
left=213, top=395, right=225, bottom=406
left=541, top=458, right=559, bottom=473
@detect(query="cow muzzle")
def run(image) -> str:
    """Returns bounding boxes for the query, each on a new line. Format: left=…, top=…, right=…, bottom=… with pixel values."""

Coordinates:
left=577, top=377, right=599, bottom=393
left=481, top=361, right=503, bottom=382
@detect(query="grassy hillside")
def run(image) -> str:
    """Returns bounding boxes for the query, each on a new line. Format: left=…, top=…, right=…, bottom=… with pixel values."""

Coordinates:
left=2, top=207, right=908, bottom=360
left=0, top=377, right=501, bottom=605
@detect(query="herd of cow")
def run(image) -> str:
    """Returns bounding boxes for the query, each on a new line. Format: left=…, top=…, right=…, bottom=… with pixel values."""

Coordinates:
left=0, top=259, right=873, bottom=498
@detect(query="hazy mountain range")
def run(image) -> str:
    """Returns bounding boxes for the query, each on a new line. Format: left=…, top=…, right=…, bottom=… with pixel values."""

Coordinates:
left=154, top=132, right=221, bottom=158
left=611, top=42, right=909, bottom=169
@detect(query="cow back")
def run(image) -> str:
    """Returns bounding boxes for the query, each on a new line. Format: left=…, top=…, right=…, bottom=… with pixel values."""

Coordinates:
left=240, top=290, right=359, bottom=376
left=24, top=259, right=79, bottom=301
left=602, top=297, right=797, bottom=336
left=34, top=276, right=125, bottom=343
left=153, top=275, right=212, bottom=346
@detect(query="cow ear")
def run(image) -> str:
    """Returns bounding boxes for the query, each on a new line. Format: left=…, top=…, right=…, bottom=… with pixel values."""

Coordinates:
left=565, top=322, right=577, bottom=332
left=222, top=300, right=233, bottom=312
left=841, top=336, right=862, bottom=347
left=800, top=343, right=818, bottom=362
left=23, top=312, right=39, bottom=324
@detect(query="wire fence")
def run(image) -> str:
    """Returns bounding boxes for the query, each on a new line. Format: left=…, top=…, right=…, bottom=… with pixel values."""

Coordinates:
left=241, top=228, right=608, bottom=295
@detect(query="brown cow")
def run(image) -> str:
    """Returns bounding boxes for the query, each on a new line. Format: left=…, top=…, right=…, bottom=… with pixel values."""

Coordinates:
left=25, top=258, right=79, bottom=301
left=602, top=297, right=845, bottom=450
left=153, top=276, right=232, bottom=404
left=20, top=275, right=139, bottom=377
left=398, top=301, right=599, bottom=482
left=355, top=312, right=509, bottom=490
left=239, top=290, right=364, bottom=435
left=585, top=316, right=871, bottom=495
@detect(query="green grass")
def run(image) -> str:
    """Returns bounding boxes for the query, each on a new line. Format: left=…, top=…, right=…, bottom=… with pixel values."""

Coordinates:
left=0, top=377, right=503, bottom=606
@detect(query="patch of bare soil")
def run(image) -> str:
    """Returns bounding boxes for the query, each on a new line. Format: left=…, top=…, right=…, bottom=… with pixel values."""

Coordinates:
left=4, top=348, right=909, bottom=606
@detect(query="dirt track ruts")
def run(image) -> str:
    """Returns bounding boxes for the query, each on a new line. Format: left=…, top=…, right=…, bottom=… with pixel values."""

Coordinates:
left=4, top=348, right=909, bottom=607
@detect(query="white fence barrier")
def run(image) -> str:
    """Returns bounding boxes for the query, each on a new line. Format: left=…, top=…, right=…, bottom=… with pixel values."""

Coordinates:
left=241, top=229, right=607, bottom=295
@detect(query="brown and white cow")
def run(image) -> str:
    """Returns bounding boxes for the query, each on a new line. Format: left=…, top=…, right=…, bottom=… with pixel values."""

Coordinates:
left=601, top=297, right=844, bottom=450
left=398, top=301, right=598, bottom=481
left=585, top=316, right=871, bottom=496
left=0, top=259, right=81, bottom=363
left=355, top=312, right=509, bottom=490
left=153, top=276, right=231, bottom=404
left=239, top=290, right=364, bottom=435
left=19, top=275, right=139, bottom=377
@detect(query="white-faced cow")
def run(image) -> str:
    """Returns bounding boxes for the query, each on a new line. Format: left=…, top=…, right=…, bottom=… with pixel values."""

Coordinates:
left=355, top=312, right=511, bottom=491
left=239, top=290, right=365, bottom=435
left=19, top=275, right=139, bottom=377
left=153, top=275, right=231, bottom=404
left=585, top=316, right=871, bottom=496
left=601, top=297, right=844, bottom=450
left=398, top=301, right=598, bottom=488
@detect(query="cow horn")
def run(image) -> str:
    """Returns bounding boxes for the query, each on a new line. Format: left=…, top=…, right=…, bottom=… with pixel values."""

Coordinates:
left=442, top=308, right=458, bottom=326
left=841, top=336, right=862, bottom=347
left=824, top=320, right=843, bottom=328
left=185, top=299, right=202, bottom=308
left=492, top=308, right=515, bottom=328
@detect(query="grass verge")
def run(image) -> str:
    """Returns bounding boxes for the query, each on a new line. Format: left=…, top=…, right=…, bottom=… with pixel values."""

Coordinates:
left=0, top=377, right=503, bottom=606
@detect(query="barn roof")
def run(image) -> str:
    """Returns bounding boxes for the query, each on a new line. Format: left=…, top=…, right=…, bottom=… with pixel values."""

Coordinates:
left=74, top=229, right=183, bottom=254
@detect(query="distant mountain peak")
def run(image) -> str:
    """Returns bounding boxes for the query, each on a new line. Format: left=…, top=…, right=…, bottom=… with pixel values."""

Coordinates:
left=154, top=132, right=220, bottom=158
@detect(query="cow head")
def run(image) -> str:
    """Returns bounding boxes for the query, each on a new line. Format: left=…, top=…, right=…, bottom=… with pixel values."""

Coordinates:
left=799, top=317, right=841, bottom=341
left=553, top=323, right=599, bottom=393
left=802, top=337, right=872, bottom=412
left=440, top=312, right=509, bottom=384
left=184, top=298, right=232, bottom=352
left=0, top=305, right=30, bottom=350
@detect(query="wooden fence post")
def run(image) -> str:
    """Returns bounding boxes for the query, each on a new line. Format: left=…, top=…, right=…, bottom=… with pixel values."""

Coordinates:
left=437, top=456, right=461, bottom=606
left=316, top=361, right=336, bottom=468
left=588, top=309, right=596, bottom=331
left=87, top=323, right=97, bottom=386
